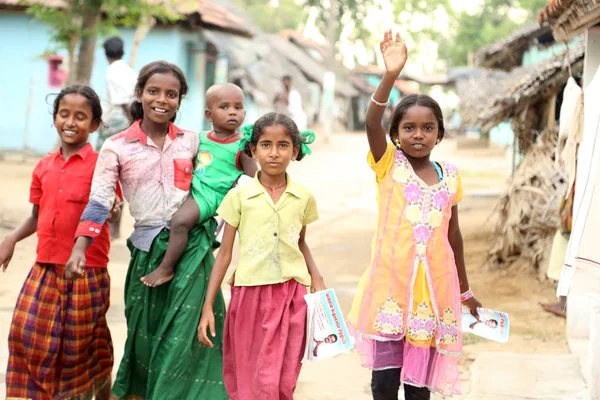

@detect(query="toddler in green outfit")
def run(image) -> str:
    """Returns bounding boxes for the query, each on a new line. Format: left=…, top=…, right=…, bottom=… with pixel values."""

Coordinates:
left=142, top=83, right=257, bottom=287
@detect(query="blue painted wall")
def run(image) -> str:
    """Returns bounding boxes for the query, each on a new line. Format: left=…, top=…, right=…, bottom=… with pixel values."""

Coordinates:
left=0, top=12, right=209, bottom=154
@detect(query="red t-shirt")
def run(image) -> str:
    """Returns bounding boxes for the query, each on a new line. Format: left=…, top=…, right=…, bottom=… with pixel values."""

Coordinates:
left=30, top=143, right=114, bottom=267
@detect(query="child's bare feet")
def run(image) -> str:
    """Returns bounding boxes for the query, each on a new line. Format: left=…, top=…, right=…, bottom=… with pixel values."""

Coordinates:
left=141, top=264, right=174, bottom=287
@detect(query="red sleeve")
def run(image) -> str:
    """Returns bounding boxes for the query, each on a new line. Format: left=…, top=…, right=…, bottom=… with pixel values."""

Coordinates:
left=75, top=220, right=104, bottom=239
left=29, top=160, right=44, bottom=205
left=235, top=151, right=243, bottom=171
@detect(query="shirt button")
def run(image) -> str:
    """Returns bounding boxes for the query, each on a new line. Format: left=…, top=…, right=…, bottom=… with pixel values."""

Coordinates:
left=58, top=189, right=63, bottom=193
left=274, top=233, right=278, bottom=237
left=185, top=167, right=190, bottom=173
left=61, top=169, right=65, bottom=173
left=94, top=229, right=100, bottom=234
left=89, top=227, right=95, bottom=232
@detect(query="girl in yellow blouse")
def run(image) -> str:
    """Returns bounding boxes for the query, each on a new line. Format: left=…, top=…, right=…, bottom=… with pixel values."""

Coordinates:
left=198, top=112, right=326, bottom=400
left=347, top=31, right=482, bottom=399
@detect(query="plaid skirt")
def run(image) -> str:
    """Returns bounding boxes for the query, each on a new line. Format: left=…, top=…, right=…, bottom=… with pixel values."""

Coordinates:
left=6, top=263, right=113, bottom=400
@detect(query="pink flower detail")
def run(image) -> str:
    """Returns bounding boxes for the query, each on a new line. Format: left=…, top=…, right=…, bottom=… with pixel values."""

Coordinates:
left=449, top=325, right=458, bottom=336
left=440, top=324, right=449, bottom=336
left=389, top=314, right=402, bottom=327
left=446, top=163, right=457, bottom=172
left=433, top=190, right=450, bottom=209
left=396, top=151, right=406, bottom=161
left=413, top=225, right=431, bottom=242
left=376, top=312, right=389, bottom=325
left=404, top=183, right=422, bottom=203
left=424, top=319, right=436, bottom=333
left=410, top=318, right=423, bottom=331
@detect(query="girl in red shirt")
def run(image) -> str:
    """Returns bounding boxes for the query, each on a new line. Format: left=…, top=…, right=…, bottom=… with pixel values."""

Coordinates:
left=0, top=85, right=119, bottom=400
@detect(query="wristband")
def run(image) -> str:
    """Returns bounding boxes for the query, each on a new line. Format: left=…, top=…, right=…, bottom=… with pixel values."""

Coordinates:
left=370, top=94, right=388, bottom=107
left=460, top=288, right=473, bottom=302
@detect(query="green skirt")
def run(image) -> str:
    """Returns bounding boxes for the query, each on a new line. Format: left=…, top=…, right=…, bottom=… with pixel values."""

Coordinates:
left=111, top=219, right=228, bottom=399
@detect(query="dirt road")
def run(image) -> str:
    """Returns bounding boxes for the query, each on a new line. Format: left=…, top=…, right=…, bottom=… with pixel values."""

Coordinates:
left=0, top=133, right=567, bottom=399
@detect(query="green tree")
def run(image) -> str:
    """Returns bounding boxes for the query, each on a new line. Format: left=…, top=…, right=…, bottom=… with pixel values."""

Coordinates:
left=26, top=0, right=180, bottom=85
left=234, top=0, right=307, bottom=33
left=393, top=0, right=552, bottom=67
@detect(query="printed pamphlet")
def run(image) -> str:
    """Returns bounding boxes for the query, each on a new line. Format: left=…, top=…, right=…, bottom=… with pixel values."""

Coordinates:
left=302, top=289, right=354, bottom=362
left=461, top=306, right=510, bottom=343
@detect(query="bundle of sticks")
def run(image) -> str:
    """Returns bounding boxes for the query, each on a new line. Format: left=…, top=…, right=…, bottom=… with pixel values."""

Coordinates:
left=488, top=127, right=567, bottom=270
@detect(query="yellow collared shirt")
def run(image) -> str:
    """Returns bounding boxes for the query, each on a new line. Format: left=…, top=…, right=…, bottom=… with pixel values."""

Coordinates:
left=217, top=173, right=319, bottom=286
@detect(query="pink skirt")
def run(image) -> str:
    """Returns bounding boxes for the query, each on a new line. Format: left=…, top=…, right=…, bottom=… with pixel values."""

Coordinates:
left=223, top=279, right=307, bottom=400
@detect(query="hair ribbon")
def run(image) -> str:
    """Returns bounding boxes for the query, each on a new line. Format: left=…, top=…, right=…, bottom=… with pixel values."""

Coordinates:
left=239, top=124, right=254, bottom=151
left=300, top=130, right=315, bottom=156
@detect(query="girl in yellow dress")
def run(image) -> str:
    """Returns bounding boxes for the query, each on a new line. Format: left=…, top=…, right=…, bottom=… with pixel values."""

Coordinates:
left=347, top=31, right=482, bottom=399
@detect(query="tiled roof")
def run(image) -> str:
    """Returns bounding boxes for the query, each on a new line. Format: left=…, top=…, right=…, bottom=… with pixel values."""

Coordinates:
left=0, top=0, right=252, bottom=36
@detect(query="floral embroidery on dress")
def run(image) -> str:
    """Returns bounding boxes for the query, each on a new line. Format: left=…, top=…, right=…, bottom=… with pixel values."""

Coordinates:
left=446, top=177, right=458, bottom=194
left=407, top=301, right=436, bottom=341
left=439, top=307, right=459, bottom=344
left=433, top=190, right=450, bottom=209
left=413, top=224, right=432, bottom=242
left=404, top=183, right=422, bottom=202
left=427, top=210, right=443, bottom=228
left=374, top=297, right=404, bottom=335
left=405, top=205, right=422, bottom=223
left=247, top=239, right=267, bottom=262
left=392, top=166, right=410, bottom=183
left=287, top=223, right=301, bottom=243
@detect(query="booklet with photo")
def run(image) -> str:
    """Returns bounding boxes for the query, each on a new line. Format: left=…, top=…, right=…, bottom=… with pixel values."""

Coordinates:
left=462, top=306, right=510, bottom=343
left=302, top=289, right=354, bottom=362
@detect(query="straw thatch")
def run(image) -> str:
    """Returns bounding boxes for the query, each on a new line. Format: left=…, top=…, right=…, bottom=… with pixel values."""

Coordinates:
left=538, top=0, right=600, bottom=41
left=475, top=24, right=553, bottom=71
left=458, top=39, right=584, bottom=148
left=488, top=127, right=568, bottom=270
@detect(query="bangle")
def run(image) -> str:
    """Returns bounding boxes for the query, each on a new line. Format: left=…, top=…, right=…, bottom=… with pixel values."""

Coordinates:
left=370, top=94, right=388, bottom=107
left=460, top=288, right=473, bottom=302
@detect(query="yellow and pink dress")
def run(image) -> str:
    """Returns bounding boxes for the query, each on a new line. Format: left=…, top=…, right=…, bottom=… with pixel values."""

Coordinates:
left=347, top=143, right=463, bottom=396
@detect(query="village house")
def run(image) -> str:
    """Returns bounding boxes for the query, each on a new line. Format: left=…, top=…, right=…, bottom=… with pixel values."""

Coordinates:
left=0, top=0, right=253, bottom=154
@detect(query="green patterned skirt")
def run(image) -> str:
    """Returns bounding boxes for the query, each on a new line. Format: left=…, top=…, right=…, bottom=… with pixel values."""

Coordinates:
left=111, top=219, right=228, bottom=399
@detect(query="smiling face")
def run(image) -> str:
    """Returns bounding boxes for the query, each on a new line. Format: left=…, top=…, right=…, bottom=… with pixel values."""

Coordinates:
left=324, top=334, right=338, bottom=344
left=250, top=124, right=299, bottom=176
left=205, top=84, right=246, bottom=132
left=138, top=72, right=182, bottom=124
left=397, top=105, right=439, bottom=159
left=54, top=93, right=98, bottom=148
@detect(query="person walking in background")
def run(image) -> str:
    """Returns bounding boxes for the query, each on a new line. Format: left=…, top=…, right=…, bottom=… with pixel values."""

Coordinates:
left=346, top=31, right=482, bottom=399
left=98, top=36, right=137, bottom=240
left=198, top=113, right=325, bottom=399
left=273, top=75, right=308, bottom=131
left=2, top=85, right=119, bottom=400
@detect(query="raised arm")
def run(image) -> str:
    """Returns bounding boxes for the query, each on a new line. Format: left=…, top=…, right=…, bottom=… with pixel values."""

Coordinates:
left=367, top=30, right=408, bottom=162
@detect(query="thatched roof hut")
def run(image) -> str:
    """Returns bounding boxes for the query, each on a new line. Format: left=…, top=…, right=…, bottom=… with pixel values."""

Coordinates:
left=458, top=39, right=584, bottom=148
left=538, top=0, right=600, bottom=41
left=475, top=23, right=554, bottom=71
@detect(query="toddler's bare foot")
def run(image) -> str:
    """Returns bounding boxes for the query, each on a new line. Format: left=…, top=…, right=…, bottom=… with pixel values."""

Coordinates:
left=141, top=265, right=174, bottom=287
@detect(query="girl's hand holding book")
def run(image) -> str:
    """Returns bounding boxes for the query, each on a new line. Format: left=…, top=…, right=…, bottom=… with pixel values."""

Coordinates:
left=380, top=30, right=408, bottom=77
left=198, top=306, right=216, bottom=347
left=462, top=296, right=483, bottom=319
left=310, top=274, right=326, bottom=293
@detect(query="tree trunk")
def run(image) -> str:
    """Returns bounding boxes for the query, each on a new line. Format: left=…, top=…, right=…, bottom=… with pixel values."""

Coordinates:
left=129, top=15, right=156, bottom=68
left=74, top=3, right=102, bottom=84
left=65, top=35, right=80, bottom=85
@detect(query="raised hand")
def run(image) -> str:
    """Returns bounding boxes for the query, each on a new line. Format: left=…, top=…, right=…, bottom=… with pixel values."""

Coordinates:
left=380, top=30, right=408, bottom=77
